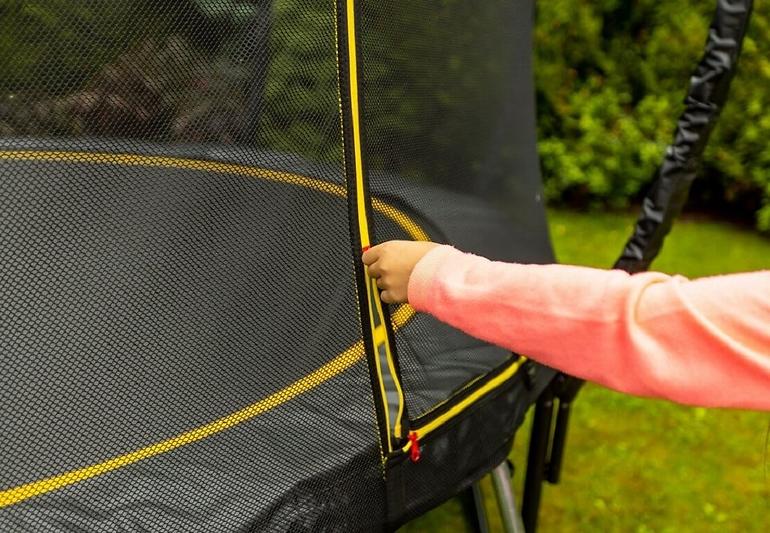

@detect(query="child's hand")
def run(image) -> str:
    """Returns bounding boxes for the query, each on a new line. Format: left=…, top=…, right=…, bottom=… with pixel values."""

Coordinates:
left=362, top=241, right=440, bottom=304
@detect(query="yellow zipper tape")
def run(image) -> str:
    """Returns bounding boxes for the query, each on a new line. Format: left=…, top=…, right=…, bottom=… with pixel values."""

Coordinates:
left=403, top=357, right=527, bottom=452
left=343, top=0, right=405, bottom=451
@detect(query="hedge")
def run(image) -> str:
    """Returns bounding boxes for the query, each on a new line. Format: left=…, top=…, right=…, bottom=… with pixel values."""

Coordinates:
left=535, top=0, right=770, bottom=229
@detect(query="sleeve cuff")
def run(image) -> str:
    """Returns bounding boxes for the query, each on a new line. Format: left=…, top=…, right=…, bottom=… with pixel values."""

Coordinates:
left=407, top=244, right=457, bottom=311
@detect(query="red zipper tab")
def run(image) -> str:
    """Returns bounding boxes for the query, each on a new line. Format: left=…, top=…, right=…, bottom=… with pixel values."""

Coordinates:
left=408, top=432, right=421, bottom=463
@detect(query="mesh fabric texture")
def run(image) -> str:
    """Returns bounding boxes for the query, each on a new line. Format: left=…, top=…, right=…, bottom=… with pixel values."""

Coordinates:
left=359, top=1, right=553, bottom=418
left=1, top=0, right=553, bottom=530
left=1, top=2, right=384, bottom=530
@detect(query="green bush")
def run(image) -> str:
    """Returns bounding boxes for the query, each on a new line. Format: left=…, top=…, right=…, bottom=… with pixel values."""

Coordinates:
left=535, top=0, right=770, bottom=229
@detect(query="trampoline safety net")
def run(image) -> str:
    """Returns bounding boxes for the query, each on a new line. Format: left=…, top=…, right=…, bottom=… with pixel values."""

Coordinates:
left=0, top=1, right=554, bottom=531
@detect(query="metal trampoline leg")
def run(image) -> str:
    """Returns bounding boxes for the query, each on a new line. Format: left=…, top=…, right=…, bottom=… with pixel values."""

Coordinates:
left=472, top=481, right=490, bottom=533
left=491, top=461, right=526, bottom=533
left=460, top=481, right=490, bottom=533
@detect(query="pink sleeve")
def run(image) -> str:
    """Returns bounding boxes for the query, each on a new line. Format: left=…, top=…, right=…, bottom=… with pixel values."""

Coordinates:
left=408, top=245, right=770, bottom=410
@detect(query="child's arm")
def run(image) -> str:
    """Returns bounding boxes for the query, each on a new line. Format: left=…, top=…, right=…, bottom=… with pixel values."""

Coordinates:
left=365, top=242, right=770, bottom=410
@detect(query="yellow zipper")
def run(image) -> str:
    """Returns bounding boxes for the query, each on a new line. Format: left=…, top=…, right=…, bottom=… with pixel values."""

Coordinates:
left=402, top=357, right=527, bottom=459
left=343, top=0, right=405, bottom=452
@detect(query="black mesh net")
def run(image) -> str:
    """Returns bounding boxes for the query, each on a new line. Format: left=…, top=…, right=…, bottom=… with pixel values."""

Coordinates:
left=1, top=1, right=553, bottom=530
left=359, top=1, right=553, bottom=419
left=1, top=1, right=385, bottom=531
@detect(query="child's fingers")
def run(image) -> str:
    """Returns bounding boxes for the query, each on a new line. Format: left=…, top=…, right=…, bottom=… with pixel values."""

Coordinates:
left=362, top=245, right=381, bottom=266
left=368, top=262, right=382, bottom=278
left=380, top=290, right=392, bottom=304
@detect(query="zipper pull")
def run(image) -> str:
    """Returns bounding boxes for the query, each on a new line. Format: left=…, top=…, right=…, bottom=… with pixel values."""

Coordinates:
left=408, top=432, right=421, bottom=463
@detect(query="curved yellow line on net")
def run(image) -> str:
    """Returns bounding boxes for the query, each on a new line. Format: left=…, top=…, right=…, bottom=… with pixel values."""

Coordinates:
left=0, top=150, right=428, bottom=241
left=0, top=342, right=366, bottom=508
left=0, top=149, right=424, bottom=507
left=371, top=198, right=429, bottom=242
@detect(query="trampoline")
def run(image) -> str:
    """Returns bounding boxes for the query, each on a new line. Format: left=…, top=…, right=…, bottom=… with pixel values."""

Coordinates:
left=1, top=128, right=553, bottom=531
left=0, top=0, right=752, bottom=531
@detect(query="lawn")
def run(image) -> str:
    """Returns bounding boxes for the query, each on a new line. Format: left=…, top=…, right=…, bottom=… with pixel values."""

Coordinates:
left=402, top=208, right=770, bottom=532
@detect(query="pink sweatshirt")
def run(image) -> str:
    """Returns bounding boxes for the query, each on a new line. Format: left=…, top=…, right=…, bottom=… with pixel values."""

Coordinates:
left=407, top=245, right=770, bottom=410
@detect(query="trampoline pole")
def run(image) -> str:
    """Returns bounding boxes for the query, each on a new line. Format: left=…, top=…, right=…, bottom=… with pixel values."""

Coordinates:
left=242, top=0, right=272, bottom=144
left=472, top=482, right=490, bottom=533
left=545, top=374, right=583, bottom=484
left=521, top=388, right=554, bottom=532
left=460, top=481, right=491, bottom=533
left=491, top=460, right=525, bottom=533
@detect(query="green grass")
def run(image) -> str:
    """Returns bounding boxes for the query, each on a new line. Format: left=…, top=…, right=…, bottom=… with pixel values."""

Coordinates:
left=402, top=208, right=770, bottom=532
